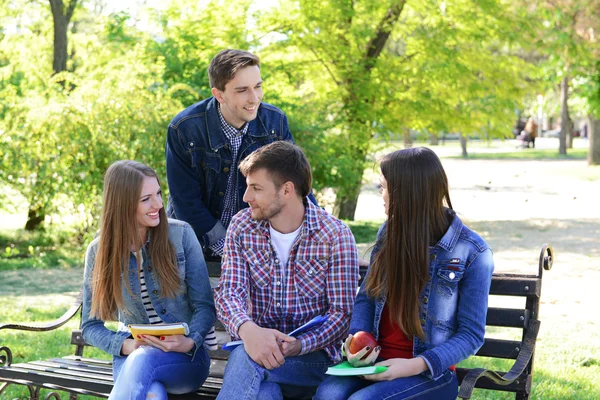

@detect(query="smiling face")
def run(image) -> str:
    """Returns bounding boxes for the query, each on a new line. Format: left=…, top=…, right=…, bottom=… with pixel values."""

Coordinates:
left=212, top=65, right=263, bottom=129
left=242, top=168, right=285, bottom=221
left=136, top=176, right=163, bottom=238
left=379, top=174, right=389, bottom=216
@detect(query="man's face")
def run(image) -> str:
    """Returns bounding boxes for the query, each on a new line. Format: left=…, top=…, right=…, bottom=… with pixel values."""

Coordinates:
left=243, top=168, right=284, bottom=221
left=213, top=65, right=263, bottom=129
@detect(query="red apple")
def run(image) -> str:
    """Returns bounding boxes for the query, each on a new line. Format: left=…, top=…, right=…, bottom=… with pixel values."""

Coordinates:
left=349, top=331, right=378, bottom=360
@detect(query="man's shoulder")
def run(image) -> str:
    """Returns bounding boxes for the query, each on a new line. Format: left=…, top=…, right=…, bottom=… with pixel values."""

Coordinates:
left=308, top=204, right=353, bottom=242
left=169, top=97, right=213, bottom=129
left=258, top=102, right=286, bottom=117
left=228, top=208, right=256, bottom=233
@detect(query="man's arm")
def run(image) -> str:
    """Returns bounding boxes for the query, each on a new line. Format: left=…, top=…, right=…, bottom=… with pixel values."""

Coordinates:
left=296, top=225, right=359, bottom=355
left=165, top=124, right=225, bottom=248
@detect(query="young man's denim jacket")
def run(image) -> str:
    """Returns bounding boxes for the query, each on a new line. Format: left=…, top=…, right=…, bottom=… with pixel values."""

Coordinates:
left=165, top=97, right=295, bottom=251
left=350, top=210, right=494, bottom=380
left=81, top=219, right=216, bottom=361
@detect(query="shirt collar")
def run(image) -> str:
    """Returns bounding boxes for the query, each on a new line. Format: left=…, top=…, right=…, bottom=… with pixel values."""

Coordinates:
left=217, top=103, right=249, bottom=140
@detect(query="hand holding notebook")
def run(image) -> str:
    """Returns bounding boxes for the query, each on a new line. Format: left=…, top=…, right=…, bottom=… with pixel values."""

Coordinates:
left=222, top=315, right=328, bottom=351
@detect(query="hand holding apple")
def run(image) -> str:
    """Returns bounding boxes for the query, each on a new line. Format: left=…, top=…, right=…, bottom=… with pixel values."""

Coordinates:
left=344, top=332, right=380, bottom=367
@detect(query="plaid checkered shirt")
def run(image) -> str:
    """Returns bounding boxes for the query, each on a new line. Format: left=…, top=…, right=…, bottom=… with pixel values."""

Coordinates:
left=208, top=105, right=248, bottom=256
left=215, top=201, right=359, bottom=362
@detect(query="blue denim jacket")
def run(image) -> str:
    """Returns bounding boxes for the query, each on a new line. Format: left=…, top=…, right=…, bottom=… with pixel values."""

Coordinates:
left=81, top=219, right=216, bottom=361
left=165, top=97, right=295, bottom=250
left=350, top=211, right=494, bottom=379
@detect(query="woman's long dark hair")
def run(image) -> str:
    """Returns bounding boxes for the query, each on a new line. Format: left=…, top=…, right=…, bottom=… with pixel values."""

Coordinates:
left=366, top=147, right=453, bottom=340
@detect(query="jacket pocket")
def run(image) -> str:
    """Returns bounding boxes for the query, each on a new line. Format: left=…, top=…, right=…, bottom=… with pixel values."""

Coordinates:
left=436, top=264, right=465, bottom=298
left=295, top=259, right=327, bottom=298
left=243, top=249, right=272, bottom=288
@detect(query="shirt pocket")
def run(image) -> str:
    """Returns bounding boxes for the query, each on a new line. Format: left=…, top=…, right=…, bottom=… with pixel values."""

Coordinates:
left=243, top=248, right=272, bottom=288
left=191, top=147, right=220, bottom=183
left=295, top=259, right=327, bottom=298
left=436, top=263, right=465, bottom=298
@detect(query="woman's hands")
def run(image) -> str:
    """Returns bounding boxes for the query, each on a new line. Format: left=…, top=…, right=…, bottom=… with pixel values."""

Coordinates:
left=343, top=334, right=381, bottom=367
left=362, top=357, right=428, bottom=381
left=120, top=338, right=143, bottom=356
left=136, top=334, right=195, bottom=353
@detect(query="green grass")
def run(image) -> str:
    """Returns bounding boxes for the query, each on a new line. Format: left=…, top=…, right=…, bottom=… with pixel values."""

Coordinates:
left=447, top=147, right=588, bottom=160
left=0, top=228, right=83, bottom=271
left=345, top=220, right=382, bottom=244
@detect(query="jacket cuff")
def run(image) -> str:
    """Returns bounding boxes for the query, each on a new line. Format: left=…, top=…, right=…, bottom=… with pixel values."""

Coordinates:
left=205, top=221, right=227, bottom=247
left=109, top=331, right=133, bottom=356
left=418, top=350, right=444, bottom=380
left=188, top=331, right=204, bottom=361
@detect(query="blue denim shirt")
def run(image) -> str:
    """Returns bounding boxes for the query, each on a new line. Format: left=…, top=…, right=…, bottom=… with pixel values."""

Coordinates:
left=350, top=211, right=494, bottom=379
left=81, top=219, right=216, bottom=361
left=165, top=97, right=296, bottom=251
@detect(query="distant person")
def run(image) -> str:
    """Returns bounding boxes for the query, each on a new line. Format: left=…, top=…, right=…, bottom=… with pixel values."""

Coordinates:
left=315, top=147, right=494, bottom=400
left=166, top=49, right=315, bottom=261
left=518, top=117, right=537, bottom=148
left=81, top=160, right=216, bottom=400
left=582, top=123, right=588, bottom=139
left=215, top=141, right=359, bottom=399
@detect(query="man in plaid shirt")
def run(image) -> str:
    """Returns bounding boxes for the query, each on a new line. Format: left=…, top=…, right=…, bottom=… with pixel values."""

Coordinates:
left=215, top=141, right=359, bottom=399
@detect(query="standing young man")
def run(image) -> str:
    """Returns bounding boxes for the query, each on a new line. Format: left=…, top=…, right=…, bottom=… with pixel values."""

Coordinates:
left=215, top=142, right=359, bottom=399
left=166, top=49, right=313, bottom=259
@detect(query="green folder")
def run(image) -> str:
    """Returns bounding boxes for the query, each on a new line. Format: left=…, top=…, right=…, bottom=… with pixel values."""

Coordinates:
left=325, top=361, right=388, bottom=376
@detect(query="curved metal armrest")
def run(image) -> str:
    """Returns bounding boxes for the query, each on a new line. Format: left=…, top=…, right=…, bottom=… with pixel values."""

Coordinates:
left=0, top=289, right=83, bottom=332
left=458, top=319, right=541, bottom=399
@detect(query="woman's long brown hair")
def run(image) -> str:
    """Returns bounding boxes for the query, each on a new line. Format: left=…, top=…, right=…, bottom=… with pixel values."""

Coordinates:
left=90, top=160, right=180, bottom=321
left=366, top=147, right=453, bottom=340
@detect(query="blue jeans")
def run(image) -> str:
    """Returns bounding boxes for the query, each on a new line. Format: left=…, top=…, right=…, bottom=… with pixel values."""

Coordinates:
left=313, top=369, right=458, bottom=400
left=109, top=345, right=210, bottom=400
left=216, top=346, right=333, bottom=400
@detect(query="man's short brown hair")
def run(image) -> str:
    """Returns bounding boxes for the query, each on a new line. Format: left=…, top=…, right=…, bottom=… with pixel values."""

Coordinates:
left=239, top=141, right=312, bottom=199
left=208, top=49, right=260, bottom=91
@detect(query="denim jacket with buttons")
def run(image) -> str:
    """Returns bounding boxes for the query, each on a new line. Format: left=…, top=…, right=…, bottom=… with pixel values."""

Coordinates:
left=349, top=210, right=494, bottom=380
left=165, top=97, right=295, bottom=251
left=81, top=219, right=216, bottom=361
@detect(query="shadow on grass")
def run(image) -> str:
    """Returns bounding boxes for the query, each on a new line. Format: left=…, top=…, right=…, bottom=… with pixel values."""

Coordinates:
left=466, top=218, right=600, bottom=258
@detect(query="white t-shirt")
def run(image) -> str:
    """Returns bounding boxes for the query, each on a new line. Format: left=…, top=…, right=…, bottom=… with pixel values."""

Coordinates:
left=269, top=224, right=302, bottom=267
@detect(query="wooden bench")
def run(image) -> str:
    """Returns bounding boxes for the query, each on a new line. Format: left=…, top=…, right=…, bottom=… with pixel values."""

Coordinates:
left=0, top=245, right=553, bottom=399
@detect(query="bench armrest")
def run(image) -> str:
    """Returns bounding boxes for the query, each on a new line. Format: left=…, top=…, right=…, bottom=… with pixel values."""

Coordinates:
left=457, top=319, right=541, bottom=399
left=0, top=290, right=83, bottom=332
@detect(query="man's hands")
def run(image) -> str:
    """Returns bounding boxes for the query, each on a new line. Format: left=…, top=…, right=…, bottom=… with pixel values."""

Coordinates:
left=238, top=321, right=296, bottom=370
left=343, top=334, right=380, bottom=367
left=136, top=334, right=195, bottom=354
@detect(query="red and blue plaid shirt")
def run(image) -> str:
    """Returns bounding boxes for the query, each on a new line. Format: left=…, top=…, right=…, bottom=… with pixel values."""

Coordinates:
left=215, top=201, right=359, bottom=362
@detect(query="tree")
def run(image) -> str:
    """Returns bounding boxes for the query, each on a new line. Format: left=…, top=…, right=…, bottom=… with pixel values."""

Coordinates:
left=48, top=0, right=78, bottom=74
left=260, top=0, right=532, bottom=219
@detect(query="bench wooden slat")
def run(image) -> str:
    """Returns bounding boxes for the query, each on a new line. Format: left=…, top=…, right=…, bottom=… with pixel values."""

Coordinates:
left=490, top=276, right=541, bottom=297
left=476, top=338, right=522, bottom=359
left=486, top=308, right=531, bottom=328
left=29, top=360, right=113, bottom=377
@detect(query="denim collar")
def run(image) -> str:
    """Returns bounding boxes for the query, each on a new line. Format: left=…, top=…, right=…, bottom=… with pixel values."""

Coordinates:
left=206, top=97, right=271, bottom=152
left=435, top=209, right=463, bottom=252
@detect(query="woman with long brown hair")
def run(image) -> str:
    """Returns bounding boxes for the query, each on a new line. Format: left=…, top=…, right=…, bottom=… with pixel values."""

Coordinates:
left=315, top=147, right=494, bottom=399
left=81, top=160, right=215, bottom=399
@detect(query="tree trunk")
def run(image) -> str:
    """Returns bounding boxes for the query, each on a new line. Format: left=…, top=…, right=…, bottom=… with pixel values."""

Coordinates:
left=333, top=175, right=363, bottom=220
left=460, top=135, right=468, bottom=157
left=559, top=75, right=571, bottom=155
left=429, top=132, right=439, bottom=145
left=403, top=129, right=413, bottom=148
left=25, top=0, right=79, bottom=231
left=589, top=117, right=600, bottom=165
left=49, top=0, right=78, bottom=74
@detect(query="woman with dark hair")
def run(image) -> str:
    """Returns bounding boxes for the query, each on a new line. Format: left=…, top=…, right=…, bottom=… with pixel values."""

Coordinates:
left=81, top=160, right=215, bottom=400
left=315, top=147, right=494, bottom=399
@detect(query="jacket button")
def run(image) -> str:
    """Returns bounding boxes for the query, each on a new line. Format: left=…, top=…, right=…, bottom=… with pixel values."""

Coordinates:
left=218, top=192, right=224, bottom=196
left=422, top=296, right=428, bottom=304
left=224, top=144, right=230, bottom=150
left=420, top=318, right=426, bottom=325
left=152, top=290, right=158, bottom=295
left=223, top=167, right=230, bottom=173
left=201, top=161, right=206, bottom=167
left=161, top=309, right=166, bottom=314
